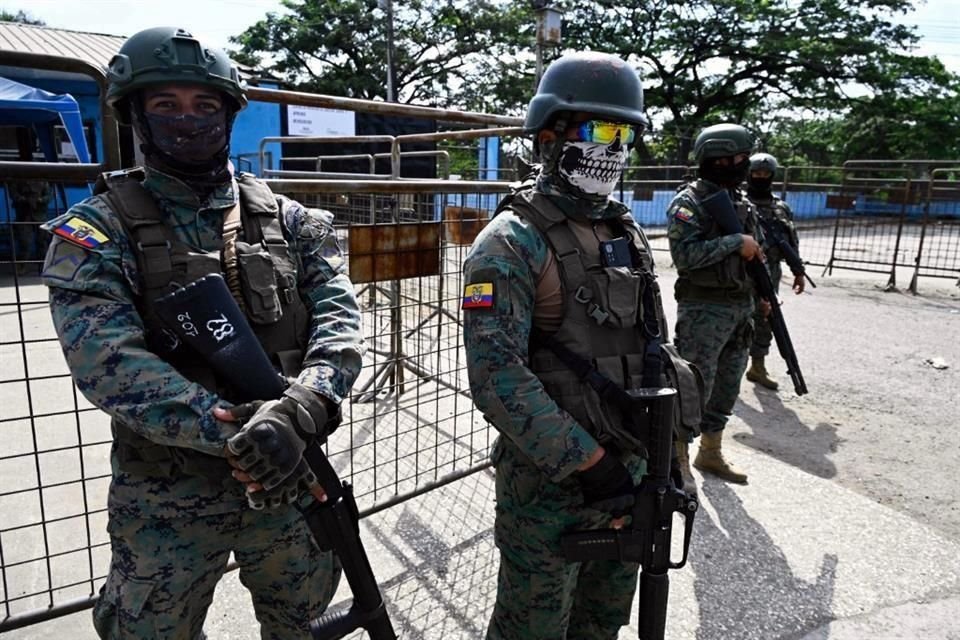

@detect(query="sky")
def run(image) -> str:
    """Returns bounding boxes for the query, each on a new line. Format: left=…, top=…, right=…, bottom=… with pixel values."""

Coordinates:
left=3, top=0, right=959, bottom=73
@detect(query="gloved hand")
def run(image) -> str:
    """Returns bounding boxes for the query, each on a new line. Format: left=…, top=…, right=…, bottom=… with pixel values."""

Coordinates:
left=577, top=450, right=636, bottom=516
left=226, top=383, right=329, bottom=491
left=245, top=459, right=319, bottom=510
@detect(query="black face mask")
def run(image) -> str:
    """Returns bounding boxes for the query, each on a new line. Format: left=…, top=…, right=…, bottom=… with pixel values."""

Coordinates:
left=131, top=100, right=235, bottom=193
left=142, top=111, right=228, bottom=165
left=748, top=176, right=774, bottom=193
left=701, top=158, right=750, bottom=188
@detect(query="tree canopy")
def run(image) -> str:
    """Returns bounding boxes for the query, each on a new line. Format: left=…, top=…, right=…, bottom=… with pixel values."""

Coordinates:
left=0, top=9, right=46, bottom=25
left=230, top=0, right=959, bottom=162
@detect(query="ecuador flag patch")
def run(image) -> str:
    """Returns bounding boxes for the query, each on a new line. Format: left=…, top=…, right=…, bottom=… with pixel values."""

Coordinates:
left=53, top=217, right=109, bottom=249
left=462, top=282, right=494, bottom=309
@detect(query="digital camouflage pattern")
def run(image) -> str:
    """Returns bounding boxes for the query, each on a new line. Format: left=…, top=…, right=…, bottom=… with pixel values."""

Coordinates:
left=747, top=193, right=798, bottom=358
left=93, top=503, right=341, bottom=639
left=464, top=175, right=649, bottom=639
left=668, top=180, right=762, bottom=438
left=42, top=166, right=362, bottom=637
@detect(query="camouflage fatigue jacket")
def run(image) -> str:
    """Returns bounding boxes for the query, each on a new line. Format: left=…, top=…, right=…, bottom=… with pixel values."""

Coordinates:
left=462, top=180, right=639, bottom=482
left=41, top=167, right=364, bottom=519
left=746, top=191, right=799, bottom=265
left=667, top=179, right=765, bottom=300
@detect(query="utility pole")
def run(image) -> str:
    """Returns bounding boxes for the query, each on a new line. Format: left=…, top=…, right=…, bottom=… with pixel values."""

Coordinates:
left=532, top=1, right=563, bottom=89
left=380, top=0, right=396, bottom=102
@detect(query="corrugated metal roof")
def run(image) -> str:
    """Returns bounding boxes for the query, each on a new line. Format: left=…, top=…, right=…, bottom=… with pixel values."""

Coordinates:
left=0, top=22, right=275, bottom=83
left=0, top=22, right=125, bottom=70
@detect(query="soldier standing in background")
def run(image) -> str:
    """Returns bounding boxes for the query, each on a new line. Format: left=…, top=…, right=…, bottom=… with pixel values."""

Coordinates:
left=41, top=27, right=362, bottom=638
left=464, top=52, right=674, bottom=639
left=744, top=152, right=805, bottom=391
left=667, top=124, right=769, bottom=486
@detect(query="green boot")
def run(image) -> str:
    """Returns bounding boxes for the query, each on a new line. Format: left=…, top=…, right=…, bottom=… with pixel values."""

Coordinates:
left=746, top=356, right=779, bottom=390
left=694, top=431, right=748, bottom=484
left=674, top=440, right=697, bottom=497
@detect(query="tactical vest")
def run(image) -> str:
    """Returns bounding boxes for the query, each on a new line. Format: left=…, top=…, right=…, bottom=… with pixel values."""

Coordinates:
left=94, top=169, right=310, bottom=478
left=748, top=193, right=796, bottom=265
left=506, top=188, right=670, bottom=455
left=675, top=179, right=758, bottom=303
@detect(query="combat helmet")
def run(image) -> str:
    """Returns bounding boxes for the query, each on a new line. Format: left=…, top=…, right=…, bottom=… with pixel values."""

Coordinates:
left=749, top=152, right=779, bottom=174
left=106, top=27, right=247, bottom=123
left=524, top=51, right=649, bottom=133
left=692, top=124, right=755, bottom=164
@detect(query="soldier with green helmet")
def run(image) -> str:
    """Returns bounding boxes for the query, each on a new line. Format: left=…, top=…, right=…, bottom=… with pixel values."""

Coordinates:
left=463, top=51, right=688, bottom=639
left=744, top=152, right=805, bottom=391
left=40, top=27, right=362, bottom=638
left=667, top=123, right=769, bottom=487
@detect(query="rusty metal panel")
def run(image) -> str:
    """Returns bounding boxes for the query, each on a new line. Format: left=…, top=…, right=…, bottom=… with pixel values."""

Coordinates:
left=826, top=194, right=856, bottom=210
left=442, top=206, right=489, bottom=245
left=348, top=222, right=440, bottom=283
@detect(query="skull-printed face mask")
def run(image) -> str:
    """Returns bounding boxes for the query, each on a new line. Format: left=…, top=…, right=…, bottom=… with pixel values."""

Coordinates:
left=557, top=133, right=630, bottom=197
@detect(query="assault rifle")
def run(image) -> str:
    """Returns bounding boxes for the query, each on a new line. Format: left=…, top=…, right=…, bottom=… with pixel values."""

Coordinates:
left=755, top=214, right=816, bottom=289
left=155, top=274, right=396, bottom=640
left=562, top=388, right=697, bottom=640
left=702, top=189, right=809, bottom=395
left=534, top=324, right=698, bottom=640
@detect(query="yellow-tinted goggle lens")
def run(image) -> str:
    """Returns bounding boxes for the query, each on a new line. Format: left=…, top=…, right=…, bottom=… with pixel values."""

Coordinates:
left=578, top=120, right=637, bottom=145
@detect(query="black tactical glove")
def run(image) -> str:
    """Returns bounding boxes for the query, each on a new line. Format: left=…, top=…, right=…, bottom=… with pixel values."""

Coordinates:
left=226, top=384, right=329, bottom=491
left=577, top=450, right=636, bottom=515
left=246, top=459, right=318, bottom=510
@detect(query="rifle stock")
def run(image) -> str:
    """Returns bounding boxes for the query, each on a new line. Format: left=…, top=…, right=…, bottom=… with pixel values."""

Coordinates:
left=155, top=274, right=396, bottom=640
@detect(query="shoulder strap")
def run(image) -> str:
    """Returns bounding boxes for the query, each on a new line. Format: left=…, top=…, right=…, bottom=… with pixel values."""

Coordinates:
left=99, top=172, right=176, bottom=290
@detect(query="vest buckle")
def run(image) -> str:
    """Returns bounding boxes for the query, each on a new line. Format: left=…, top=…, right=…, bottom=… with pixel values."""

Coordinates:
left=137, top=240, right=172, bottom=251
left=586, top=303, right=610, bottom=325
left=574, top=286, right=593, bottom=303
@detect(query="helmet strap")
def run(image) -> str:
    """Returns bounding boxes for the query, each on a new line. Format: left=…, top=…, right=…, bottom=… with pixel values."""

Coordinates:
left=539, top=113, right=569, bottom=174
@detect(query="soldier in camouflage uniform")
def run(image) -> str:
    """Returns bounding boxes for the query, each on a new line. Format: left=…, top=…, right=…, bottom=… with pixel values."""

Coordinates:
left=464, top=52, right=664, bottom=639
left=41, top=27, right=362, bottom=639
left=667, top=124, right=768, bottom=486
left=744, top=152, right=805, bottom=391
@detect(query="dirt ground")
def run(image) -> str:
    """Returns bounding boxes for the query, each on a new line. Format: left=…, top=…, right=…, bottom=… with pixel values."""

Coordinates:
left=656, top=262, right=960, bottom=542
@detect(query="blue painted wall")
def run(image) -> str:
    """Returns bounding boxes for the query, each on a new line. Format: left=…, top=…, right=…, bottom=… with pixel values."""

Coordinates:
left=230, top=81, right=282, bottom=177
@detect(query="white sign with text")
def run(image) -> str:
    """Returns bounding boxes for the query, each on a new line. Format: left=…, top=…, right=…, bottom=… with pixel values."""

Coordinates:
left=286, top=105, right=356, bottom=136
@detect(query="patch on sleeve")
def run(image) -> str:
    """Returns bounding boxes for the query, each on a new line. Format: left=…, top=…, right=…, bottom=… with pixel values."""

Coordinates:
left=52, top=217, right=109, bottom=249
left=462, top=282, right=494, bottom=309
left=673, top=207, right=694, bottom=222
left=42, top=240, right=90, bottom=283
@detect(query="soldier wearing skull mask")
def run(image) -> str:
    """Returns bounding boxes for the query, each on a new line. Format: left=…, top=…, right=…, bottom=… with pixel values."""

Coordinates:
left=463, top=52, right=686, bottom=639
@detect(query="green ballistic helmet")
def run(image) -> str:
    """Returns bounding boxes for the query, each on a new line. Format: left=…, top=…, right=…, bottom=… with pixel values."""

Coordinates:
left=106, top=27, right=247, bottom=124
left=692, top=124, right=756, bottom=163
left=749, top=152, right=779, bottom=174
left=524, top=51, right=650, bottom=134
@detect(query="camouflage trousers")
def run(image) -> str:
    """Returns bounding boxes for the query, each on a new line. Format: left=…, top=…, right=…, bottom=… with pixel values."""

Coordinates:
left=749, top=262, right=782, bottom=358
left=486, top=439, right=646, bottom=640
left=674, top=298, right=755, bottom=438
left=93, top=503, right=342, bottom=639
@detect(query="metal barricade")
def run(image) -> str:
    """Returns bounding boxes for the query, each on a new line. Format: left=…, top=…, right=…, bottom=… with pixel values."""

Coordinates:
left=910, top=167, right=960, bottom=291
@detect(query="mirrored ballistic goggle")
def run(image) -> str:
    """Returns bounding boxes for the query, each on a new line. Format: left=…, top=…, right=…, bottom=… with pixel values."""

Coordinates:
left=576, top=120, right=638, bottom=145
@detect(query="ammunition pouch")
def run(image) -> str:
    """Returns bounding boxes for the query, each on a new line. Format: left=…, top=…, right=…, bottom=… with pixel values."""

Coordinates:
left=236, top=240, right=283, bottom=325
left=660, top=344, right=705, bottom=437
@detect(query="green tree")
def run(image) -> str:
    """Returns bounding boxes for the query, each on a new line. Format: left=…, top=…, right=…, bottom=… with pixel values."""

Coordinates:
left=557, top=0, right=954, bottom=162
left=0, top=9, right=46, bottom=25
left=230, top=0, right=529, bottom=104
